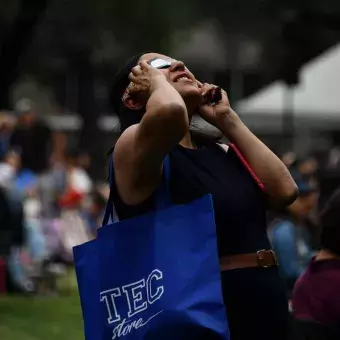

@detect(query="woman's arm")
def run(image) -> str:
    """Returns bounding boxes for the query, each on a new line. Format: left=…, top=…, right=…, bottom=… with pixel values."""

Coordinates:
left=114, top=62, right=189, bottom=205
left=220, top=111, right=298, bottom=207
left=197, top=83, right=298, bottom=207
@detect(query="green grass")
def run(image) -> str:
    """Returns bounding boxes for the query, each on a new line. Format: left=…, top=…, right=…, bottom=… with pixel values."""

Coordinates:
left=0, top=272, right=85, bottom=340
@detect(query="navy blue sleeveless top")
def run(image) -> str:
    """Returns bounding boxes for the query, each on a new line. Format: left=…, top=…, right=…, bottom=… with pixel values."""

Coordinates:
left=112, top=143, right=271, bottom=257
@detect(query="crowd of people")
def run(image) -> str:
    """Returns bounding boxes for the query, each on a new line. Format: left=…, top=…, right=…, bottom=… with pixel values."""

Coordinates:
left=0, top=99, right=108, bottom=294
left=271, top=151, right=340, bottom=336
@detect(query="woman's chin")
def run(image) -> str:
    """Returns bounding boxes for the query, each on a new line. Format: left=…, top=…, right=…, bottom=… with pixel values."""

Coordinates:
left=178, top=86, right=201, bottom=100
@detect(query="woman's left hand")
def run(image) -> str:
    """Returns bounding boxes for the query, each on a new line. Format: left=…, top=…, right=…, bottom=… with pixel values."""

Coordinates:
left=197, top=82, right=234, bottom=131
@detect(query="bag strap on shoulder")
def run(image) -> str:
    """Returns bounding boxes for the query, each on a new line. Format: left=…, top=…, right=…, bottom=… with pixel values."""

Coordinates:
left=102, top=155, right=118, bottom=226
left=102, top=154, right=172, bottom=226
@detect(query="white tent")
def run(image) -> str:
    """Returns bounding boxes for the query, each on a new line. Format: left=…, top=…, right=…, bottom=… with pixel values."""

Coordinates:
left=236, top=43, right=340, bottom=118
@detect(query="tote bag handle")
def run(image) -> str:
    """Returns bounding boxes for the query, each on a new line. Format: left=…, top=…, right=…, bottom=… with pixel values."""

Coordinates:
left=102, top=154, right=172, bottom=226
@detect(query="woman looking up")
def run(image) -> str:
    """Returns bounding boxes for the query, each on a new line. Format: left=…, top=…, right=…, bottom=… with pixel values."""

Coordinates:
left=110, top=52, right=298, bottom=340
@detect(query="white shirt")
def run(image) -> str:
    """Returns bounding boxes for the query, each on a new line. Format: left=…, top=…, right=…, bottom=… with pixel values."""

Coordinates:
left=68, top=167, right=93, bottom=194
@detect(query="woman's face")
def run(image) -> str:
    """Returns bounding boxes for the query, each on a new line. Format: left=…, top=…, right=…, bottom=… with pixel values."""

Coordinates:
left=138, top=53, right=201, bottom=106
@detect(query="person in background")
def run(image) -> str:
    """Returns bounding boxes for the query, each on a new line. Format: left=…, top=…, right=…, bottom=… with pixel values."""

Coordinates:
left=48, top=149, right=93, bottom=264
left=317, top=147, right=340, bottom=211
left=10, top=98, right=51, bottom=174
left=292, top=188, right=340, bottom=328
left=0, top=112, right=16, bottom=160
left=0, top=184, right=12, bottom=293
left=281, top=151, right=297, bottom=169
left=292, top=156, right=321, bottom=251
left=65, top=149, right=93, bottom=196
left=0, top=150, right=21, bottom=189
left=58, top=190, right=93, bottom=263
left=0, top=151, right=32, bottom=293
left=76, top=150, right=91, bottom=172
left=290, top=155, right=318, bottom=186
left=23, top=186, right=46, bottom=269
left=0, top=150, right=25, bottom=250
left=38, top=131, right=69, bottom=219
left=269, top=179, right=317, bottom=295
left=0, top=158, right=16, bottom=261
left=7, top=186, right=46, bottom=295
left=83, top=190, right=106, bottom=237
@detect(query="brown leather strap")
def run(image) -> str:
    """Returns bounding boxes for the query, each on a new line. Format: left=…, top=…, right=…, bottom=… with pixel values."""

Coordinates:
left=220, top=250, right=279, bottom=271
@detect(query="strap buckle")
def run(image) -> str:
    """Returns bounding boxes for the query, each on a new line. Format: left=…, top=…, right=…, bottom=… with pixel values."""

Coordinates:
left=256, top=249, right=279, bottom=268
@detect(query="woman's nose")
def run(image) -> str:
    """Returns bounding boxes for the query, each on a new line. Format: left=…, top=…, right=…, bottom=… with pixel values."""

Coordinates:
left=170, top=60, right=185, bottom=72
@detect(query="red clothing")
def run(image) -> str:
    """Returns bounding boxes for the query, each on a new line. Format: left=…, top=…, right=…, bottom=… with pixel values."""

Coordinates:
left=292, top=257, right=340, bottom=325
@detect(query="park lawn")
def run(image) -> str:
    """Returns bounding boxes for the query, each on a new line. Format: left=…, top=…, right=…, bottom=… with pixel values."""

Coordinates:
left=0, top=272, right=85, bottom=340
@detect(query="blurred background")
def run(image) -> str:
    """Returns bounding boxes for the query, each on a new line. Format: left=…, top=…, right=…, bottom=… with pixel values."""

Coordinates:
left=1, top=0, right=340, bottom=339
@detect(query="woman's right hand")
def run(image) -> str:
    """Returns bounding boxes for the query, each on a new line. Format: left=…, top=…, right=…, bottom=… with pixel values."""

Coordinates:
left=128, top=61, right=166, bottom=102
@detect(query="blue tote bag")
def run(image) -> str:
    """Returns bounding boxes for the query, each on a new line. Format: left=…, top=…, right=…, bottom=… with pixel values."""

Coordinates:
left=74, top=239, right=103, bottom=340
left=74, top=155, right=229, bottom=340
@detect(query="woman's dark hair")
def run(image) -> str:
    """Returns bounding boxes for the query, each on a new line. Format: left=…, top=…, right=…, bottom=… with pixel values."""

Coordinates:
left=110, top=52, right=148, bottom=135
left=109, top=52, right=222, bottom=153
left=319, top=188, right=340, bottom=256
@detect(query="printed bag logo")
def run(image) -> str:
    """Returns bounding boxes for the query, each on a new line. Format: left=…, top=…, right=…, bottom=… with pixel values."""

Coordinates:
left=100, top=269, right=164, bottom=339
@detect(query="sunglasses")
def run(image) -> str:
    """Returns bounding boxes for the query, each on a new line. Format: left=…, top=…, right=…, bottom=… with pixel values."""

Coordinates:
left=148, top=58, right=173, bottom=69
left=122, top=58, right=190, bottom=100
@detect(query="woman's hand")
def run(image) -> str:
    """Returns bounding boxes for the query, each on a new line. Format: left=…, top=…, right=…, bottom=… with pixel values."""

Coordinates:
left=128, top=61, right=167, bottom=103
left=197, top=82, right=235, bottom=131
left=198, top=83, right=298, bottom=207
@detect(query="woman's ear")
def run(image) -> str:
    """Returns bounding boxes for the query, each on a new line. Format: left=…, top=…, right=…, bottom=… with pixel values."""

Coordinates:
left=123, top=95, right=144, bottom=111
